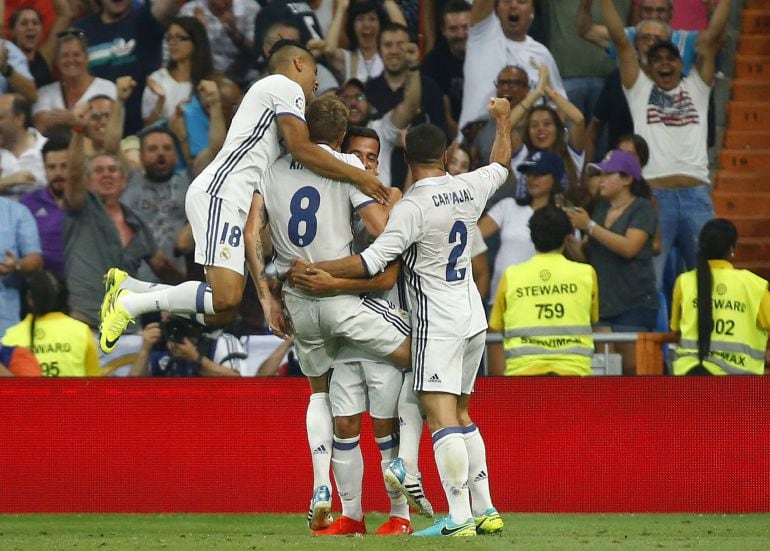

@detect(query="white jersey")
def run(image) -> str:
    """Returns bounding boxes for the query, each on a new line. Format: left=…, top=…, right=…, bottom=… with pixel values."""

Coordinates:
left=261, top=145, right=374, bottom=285
left=368, top=113, right=401, bottom=188
left=189, top=74, right=306, bottom=208
left=361, top=163, right=509, bottom=339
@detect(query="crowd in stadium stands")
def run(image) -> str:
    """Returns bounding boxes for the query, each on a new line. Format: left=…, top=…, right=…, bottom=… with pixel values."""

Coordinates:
left=2, top=0, right=765, bottom=380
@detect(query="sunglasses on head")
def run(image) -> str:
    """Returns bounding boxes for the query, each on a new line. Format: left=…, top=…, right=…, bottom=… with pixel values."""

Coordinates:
left=57, top=29, right=87, bottom=41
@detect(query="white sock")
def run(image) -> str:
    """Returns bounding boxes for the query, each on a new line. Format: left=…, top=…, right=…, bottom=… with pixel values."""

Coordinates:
left=120, top=275, right=171, bottom=293
left=306, top=393, right=333, bottom=492
left=432, top=428, right=472, bottom=524
left=332, top=435, right=364, bottom=521
left=397, top=370, right=424, bottom=474
left=376, top=433, right=408, bottom=520
left=463, top=423, right=494, bottom=515
left=121, top=281, right=214, bottom=317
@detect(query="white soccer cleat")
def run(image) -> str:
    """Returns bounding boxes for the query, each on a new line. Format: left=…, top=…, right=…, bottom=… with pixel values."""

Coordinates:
left=307, top=485, right=333, bottom=531
left=384, top=457, right=434, bottom=518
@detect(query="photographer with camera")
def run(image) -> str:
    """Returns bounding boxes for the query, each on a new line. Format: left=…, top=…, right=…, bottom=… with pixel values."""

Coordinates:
left=129, top=314, right=247, bottom=377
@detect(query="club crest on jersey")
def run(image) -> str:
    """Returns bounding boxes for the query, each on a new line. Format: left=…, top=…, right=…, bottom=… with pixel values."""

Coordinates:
left=294, top=95, right=305, bottom=112
left=220, top=247, right=231, bottom=260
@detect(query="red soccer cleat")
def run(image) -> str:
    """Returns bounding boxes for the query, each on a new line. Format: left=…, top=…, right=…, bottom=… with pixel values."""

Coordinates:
left=313, top=515, right=367, bottom=536
left=374, top=516, right=414, bottom=535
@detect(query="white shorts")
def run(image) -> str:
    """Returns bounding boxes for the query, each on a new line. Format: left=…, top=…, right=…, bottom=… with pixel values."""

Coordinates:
left=284, top=292, right=409, bottom=378
left=186, top=188, right=247, bottom=273
left=413, top=331, right=485, bottom=396
left=329, top=360, right=402, bottom=418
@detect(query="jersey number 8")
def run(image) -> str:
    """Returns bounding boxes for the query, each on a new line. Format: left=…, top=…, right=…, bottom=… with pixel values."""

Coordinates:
left=288, top=186, right=321, bottom=247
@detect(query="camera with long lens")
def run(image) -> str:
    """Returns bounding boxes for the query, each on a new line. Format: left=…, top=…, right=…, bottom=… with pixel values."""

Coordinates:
left=161, top=316, right=202, bottom=344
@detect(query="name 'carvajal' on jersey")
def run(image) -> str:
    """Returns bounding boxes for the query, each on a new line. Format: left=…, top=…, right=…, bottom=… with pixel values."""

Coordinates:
left=431, top=188, right=475, bottom=207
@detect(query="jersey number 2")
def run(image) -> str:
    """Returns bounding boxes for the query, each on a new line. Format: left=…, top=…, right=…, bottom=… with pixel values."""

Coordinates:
left=288, top=186, right=320, bottom=247
left=446, top=221, right=468, bottom=282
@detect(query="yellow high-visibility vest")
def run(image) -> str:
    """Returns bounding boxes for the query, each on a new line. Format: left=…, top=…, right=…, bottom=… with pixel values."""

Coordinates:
left=501, top=254, right=595, bottom=376
left=674, top=268, right=768, bottom=375
left=2, top=313, right=101, bottom=377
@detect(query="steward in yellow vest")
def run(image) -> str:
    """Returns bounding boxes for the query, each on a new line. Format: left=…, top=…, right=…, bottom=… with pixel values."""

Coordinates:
left=671, top=219, right=770, bottom=375
left=1, top=271, right=101, bottom=377
left=489, top=205, right=599, bottom=375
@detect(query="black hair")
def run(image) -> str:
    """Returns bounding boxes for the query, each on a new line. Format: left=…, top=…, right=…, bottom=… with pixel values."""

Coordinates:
left=630, top=176, right=652, bottom=199
left=26, top=271, right=69, bottom=348
left=647, top=39, right=681, bottom=62
left=10, top=7, right=42, bottom=29
left=342, top=125, right=381, bottom=152
left=695, top=219, right=738, bottom=368
left=440, top=0, right=472, bottom=27
left=166, top=16, right=214, bottom=88
left=616, top=133, right=650, bottom=168
left=514, top=173, right=561, bottom=207
left=378, top=22, right=410, bottom=48
left=139, top=126, right=180, bottom=150
left=41, top=134, right=70, bottom=159
left=8, top=94, right=32, bottom=129
left=266, top=39, right=313, bottom=73
left=405, top=124, right=446, bottom=165
left=529, top=205, right=573, bottom=252
left=345, top=1, right=390, bottom=51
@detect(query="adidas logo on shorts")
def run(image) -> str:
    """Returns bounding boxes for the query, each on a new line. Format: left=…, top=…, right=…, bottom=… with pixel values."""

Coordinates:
left=428, top=373, right=441, bottom=383
left=312, top=444, right=328, bottom=455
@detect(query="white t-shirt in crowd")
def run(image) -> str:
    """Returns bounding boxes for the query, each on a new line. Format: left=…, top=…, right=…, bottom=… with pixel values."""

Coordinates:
left=343, top=49, right=384, bottom=83
left=459, top=12, right=566, bottom=138
left=368, top=112, right=401, bottom=188
left=486, top=198, right=536, bottom=300
left=623, top=70, right=711, bottom=183
left=32, top=77, right=117, bottom=114
left=141, top=68, right=193, bottom=120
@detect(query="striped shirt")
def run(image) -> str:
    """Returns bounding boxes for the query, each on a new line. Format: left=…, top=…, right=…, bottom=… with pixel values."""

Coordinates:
left=189, top=74, right=306, bottom=208
left=361, top=163, right=508, bottom=339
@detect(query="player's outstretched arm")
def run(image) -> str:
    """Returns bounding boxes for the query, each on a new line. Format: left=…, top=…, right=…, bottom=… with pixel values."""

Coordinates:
left=277, top=115, right=390, bottom=204
left=488, top=97, right=513, bottom=166
left=244, top=193, right=289, bottom=338
left=293, top=260, right=401, bottom=295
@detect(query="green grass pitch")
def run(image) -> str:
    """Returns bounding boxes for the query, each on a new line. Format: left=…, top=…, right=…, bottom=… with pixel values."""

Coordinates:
left=1, top=513, right=768, bottom=550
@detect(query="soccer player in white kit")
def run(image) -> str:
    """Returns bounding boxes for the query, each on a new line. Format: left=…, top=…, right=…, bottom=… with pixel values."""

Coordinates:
left=98, top=40, right=388, bottom=353
left=289, top=97, right=513, bottom=537
left=294, top=126, right=418, bottom=536
left=245, top=95, right=411, bottom=532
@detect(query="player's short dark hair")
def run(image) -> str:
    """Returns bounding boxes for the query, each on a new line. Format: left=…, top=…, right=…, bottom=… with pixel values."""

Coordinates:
left=41, top=134, right=70, bottom=161
left=440, top=0, right=471, bottom=27
left=529, top=205, right=573, bottom=252
left=405, top=124, right=447, bottom=166
left=266, top=39, right=313, bottom=74
left=342, top=125, right=380, bottom=153
left=306, top=95, right=349, bottom=144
